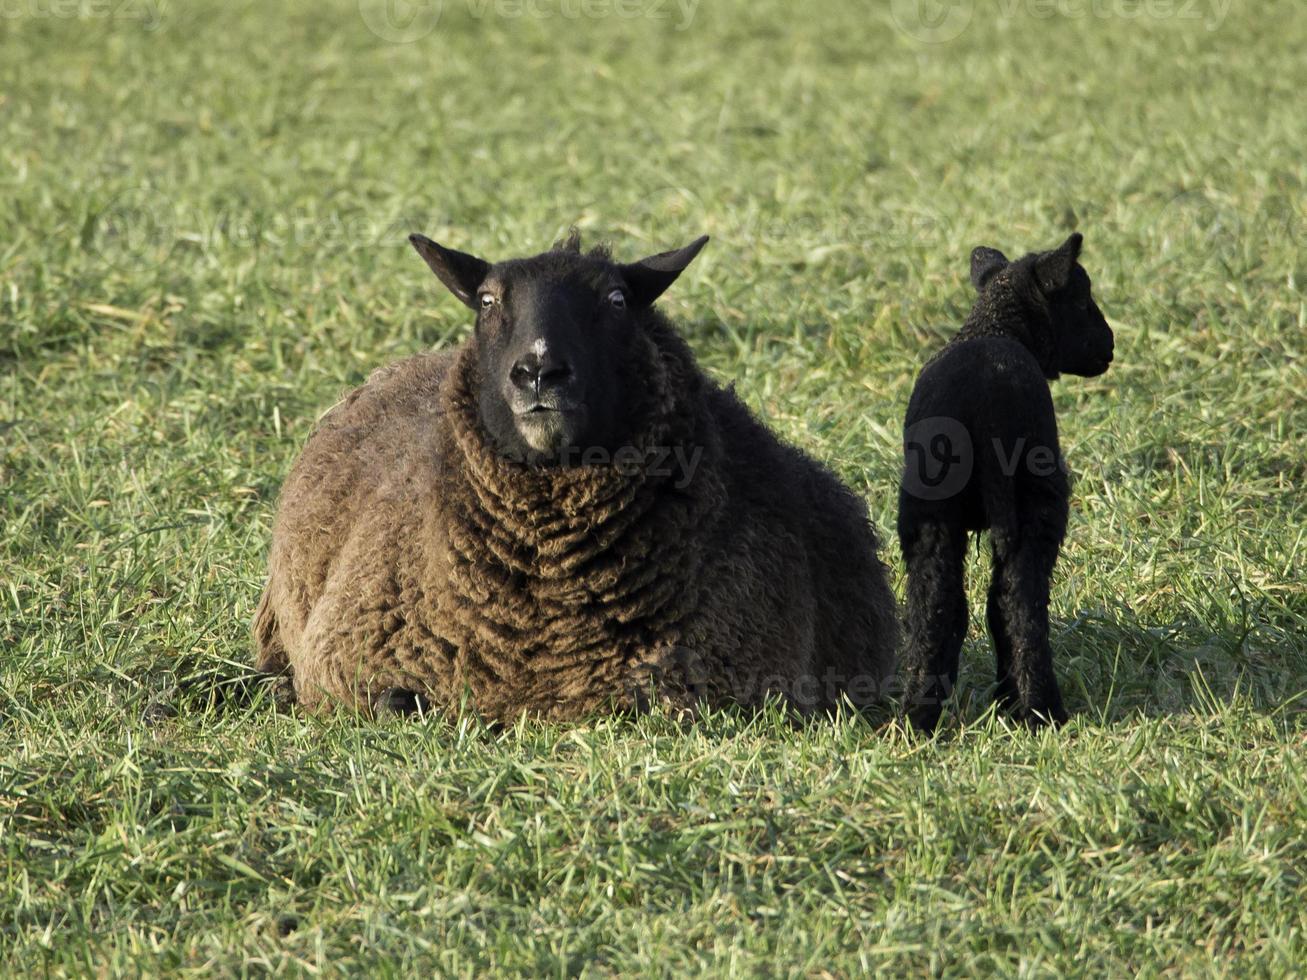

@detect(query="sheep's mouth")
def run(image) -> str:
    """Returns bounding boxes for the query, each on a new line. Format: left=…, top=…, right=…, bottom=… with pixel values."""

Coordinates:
left=516, top=401, right=581, bottom=418
left=513, top=402, right=586, bottom=455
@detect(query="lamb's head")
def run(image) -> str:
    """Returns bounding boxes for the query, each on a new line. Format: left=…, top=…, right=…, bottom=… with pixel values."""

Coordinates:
left=970, top=232, right=1115, bottom=378
left=410, top=231, right=708, bottom=462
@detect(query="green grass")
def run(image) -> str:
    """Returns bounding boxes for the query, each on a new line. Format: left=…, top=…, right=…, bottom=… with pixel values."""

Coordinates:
left=2, top=0, right=1306, bottom=973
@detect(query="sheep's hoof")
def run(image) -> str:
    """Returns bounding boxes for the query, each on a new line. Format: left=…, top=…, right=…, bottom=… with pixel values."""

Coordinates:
left=268, top=675, right=297, bottom=709
left=373, top=688, right=429, bottom=717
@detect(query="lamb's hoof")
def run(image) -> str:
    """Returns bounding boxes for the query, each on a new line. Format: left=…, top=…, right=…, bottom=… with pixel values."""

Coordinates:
left=1014, top=704, right=1069, bottom=731
left=142, top=698, right=179, bottom=726
left=906, top=704, right=944, bottom=735
left=373, top=688, right=429, bottom=717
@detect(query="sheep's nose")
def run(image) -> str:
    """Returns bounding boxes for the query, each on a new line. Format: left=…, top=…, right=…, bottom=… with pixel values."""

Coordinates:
left=510, top=352, right=572, bottom=394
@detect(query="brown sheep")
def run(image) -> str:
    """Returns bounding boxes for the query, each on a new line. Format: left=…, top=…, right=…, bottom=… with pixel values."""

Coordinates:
left=253, top=232, right=897, bottom=720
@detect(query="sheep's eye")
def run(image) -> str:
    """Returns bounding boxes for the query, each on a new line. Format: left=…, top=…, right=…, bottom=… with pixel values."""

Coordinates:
left=607, top=288, right=626, bottom=311
left=479, top=293, right=496, bottom=311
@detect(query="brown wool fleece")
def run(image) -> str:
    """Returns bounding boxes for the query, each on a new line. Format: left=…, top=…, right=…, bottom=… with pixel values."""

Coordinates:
left=254, top=316, right=898, bottom=721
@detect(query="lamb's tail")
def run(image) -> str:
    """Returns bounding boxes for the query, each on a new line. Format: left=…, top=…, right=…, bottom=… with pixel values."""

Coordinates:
left=979, top=467, right=1022, bottom=554
left=252, top=587, right=289, bottom=675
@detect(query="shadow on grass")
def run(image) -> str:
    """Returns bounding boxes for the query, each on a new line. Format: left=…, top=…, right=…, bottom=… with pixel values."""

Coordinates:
left=126, top=650, right=897, bottom=744
left=931, top=605, right=1307, bottom=733
left=83, top=600, right=1305, bottom=738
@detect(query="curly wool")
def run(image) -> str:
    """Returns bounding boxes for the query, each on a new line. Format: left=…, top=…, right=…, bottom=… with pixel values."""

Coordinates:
left=254, top=315, right=897, bottom=720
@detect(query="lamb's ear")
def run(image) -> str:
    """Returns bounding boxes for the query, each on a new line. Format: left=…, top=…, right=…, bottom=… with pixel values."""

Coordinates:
left=409, top=234, right=491, bottom=310
left=970, top=246, right=1009, bottom=291
left=1034, top=232, right=1083, bottom=293
left=619, top=235, right=709, bottom=307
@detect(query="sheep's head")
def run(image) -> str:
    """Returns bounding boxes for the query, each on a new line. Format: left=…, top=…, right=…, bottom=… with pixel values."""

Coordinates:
left=410, top=231, right=708, bottom=462
left=970, top=232, right=1115, bottom=378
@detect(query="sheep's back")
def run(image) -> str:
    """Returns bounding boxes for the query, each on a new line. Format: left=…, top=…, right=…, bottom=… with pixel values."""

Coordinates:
left=264, top=351, right=457, bottom=642
left=901, top=335, right=1062, bottom=535
left=698, top=384, right=898, bottom=706
left=910, top=336, right=1052, bottom=429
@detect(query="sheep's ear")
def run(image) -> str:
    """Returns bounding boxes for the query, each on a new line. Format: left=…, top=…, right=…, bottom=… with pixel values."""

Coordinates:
left=409, top=234, right=491, bottom=310
left=619, top=235, right=709, bottom=307
left=970, top=246, right=1009, bottom=291
left=1034, top=232, right=1083, bottom=293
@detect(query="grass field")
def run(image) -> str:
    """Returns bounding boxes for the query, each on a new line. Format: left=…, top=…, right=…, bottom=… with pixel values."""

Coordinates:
left=3, top=0, right=1306, bottom=974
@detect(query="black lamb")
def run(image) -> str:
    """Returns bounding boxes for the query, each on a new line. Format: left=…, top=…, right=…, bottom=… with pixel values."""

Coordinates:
left=897, top=232, right=1114, bottom=732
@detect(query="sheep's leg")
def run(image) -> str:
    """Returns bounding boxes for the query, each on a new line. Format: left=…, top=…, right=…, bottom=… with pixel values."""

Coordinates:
left=252, top=587, right=289, bottom=675
left=900, top=520, right=969, bottom=733
left=990, top=510, right=1067, bottom=728
left=373, top=688, right=431, bottom=717
left=986, top=548, right=1017, bottom=709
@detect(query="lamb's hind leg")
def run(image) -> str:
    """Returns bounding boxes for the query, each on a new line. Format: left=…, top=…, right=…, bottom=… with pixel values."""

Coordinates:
left=989, top=498, right=1068, bottom=728
left=986, top=547, right=1017, bottom=710
left=900, top=520, right=969, bottom=733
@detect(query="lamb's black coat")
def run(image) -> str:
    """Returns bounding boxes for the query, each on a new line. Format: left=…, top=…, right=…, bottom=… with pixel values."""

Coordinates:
left=897, top=233, right=1114, bottom=731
